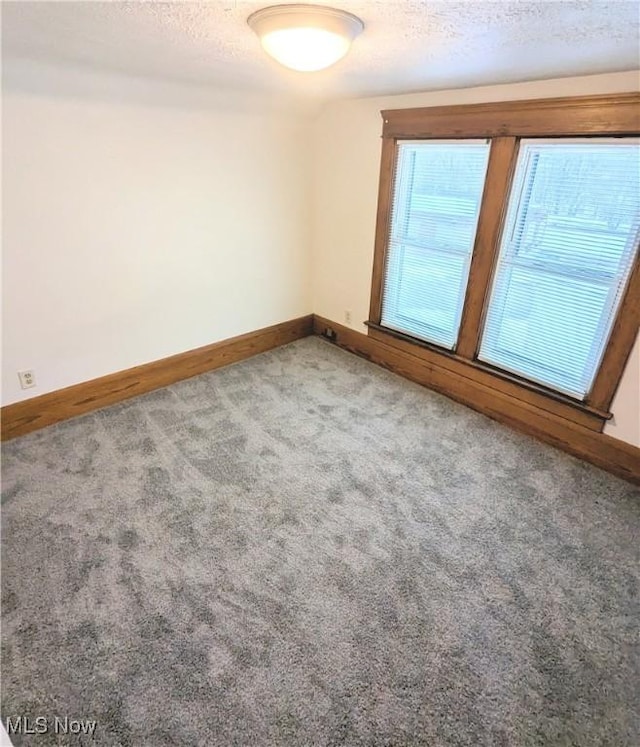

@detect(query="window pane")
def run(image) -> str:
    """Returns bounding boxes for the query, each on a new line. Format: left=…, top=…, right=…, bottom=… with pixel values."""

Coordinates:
left=479, top=140, right=640, bottom=399
left=381, top=141, right=490, bottom=349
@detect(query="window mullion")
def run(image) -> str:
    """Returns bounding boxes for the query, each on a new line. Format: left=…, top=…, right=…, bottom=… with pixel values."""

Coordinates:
left=456, top=136, right=519, bottom=359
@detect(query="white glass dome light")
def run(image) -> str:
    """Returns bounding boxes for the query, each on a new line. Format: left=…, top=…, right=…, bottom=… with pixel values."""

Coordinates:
left=247, top=4, right=364, bottom=72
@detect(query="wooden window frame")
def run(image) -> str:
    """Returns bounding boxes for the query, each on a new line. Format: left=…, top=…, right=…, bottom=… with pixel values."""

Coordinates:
left=368, top=93, right=640, bottom=431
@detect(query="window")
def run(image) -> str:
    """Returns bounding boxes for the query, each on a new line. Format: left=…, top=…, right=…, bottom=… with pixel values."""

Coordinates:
left=381, top=141, right=490, bottom=349
left=479, top=140, right=640, bottom=399
left=369, top=94, right=640, bottom=428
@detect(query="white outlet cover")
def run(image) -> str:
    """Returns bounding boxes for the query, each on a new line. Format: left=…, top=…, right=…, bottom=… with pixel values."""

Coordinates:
left=17, top=370, right=36, bottom=389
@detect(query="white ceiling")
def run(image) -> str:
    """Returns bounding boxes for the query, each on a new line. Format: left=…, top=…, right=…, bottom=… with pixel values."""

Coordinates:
left=3, top=1, right=640, bottom=98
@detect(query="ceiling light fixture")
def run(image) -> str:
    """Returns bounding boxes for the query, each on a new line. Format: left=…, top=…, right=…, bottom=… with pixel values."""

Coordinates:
left=247, top=4, right=364, bottom=72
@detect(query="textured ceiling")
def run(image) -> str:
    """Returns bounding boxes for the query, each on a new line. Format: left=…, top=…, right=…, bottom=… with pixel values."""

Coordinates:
left=3, top=1, right=640, bottom=98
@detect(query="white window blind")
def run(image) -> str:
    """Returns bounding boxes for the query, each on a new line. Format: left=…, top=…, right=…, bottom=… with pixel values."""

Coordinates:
left=381, top=140, right=490, bottom=349
left=479, top=139, right=640, bottom=399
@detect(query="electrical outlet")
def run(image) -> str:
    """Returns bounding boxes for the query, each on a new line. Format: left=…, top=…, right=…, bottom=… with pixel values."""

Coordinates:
left=18, top=369, right=36, bottom=390
left=344, top=309, right=352, bottom=325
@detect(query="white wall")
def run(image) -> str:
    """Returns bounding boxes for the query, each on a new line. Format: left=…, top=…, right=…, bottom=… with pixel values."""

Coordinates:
left=310, top=71, right=640, bottom=446
left=3, top=63, right=639, bottom=446
left=2, top=60, right=312, bottom=405
left=607, top=334, right=640, bottom=446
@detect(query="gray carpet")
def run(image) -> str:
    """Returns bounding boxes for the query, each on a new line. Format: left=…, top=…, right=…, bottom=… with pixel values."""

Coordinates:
left=1, top=337, right=639, bottom=747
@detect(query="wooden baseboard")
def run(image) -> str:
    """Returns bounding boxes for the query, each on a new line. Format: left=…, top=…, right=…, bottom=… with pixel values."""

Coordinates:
left=313, top=315, right=640, bottom=486
left=4, top=311, right=638, bottom=485
left=1, top=315, right=314, bottom=441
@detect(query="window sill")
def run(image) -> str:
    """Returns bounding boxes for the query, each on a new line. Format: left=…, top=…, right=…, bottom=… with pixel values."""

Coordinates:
left=365, top=322, right=611, bottom=432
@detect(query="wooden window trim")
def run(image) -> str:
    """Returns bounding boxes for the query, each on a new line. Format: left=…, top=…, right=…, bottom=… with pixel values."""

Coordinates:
left=368, top=93, right=640, bottom=430
left=588, top=257, right=640, bottom=410
left=381, top=93, right=640, bottom=139
left=366, top=322, right=608, bottom=431
left=369, top=135, right=398, bottom=323
left=456, top=136, right=519, bottom=358
left=314, top=315, right=640, bottom=486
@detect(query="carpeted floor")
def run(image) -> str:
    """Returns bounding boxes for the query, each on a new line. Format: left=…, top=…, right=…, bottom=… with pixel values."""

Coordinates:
left=1, top=337, right=639, bottom=746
